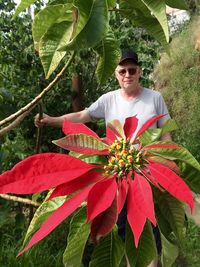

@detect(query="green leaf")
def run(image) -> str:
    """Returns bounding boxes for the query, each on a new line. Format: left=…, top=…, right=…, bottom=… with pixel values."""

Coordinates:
left=60, top=0, right=109, bottom=50
left=140, top=0, right=169, bottom=42
left=146, top=142, right=200, bottom=171
left=23, top=194, right=66, bottom=246
left=139, top=128, right=162, bottom=145
left=69, top=151, right=108, bottom=164
left=32, top=4, right=73, bottom=51
left=13, top=0, right=37, bottom=18
left=180, top=163, right=200, bottom=193
left=160, top=233, right=179, bottom=267
left=139, top=119, right=178, bottom=145
left=161, top=119, right=178, bottom=135
left=120, top=0, right=169, bottom=45
left=154, top=190, right=185, bottom=240
left=89, top=227, right=124, bottom=267
left=39, top=21, right=73, bottom=78
left=95, top=29, right=121, bottom=84
left=53, top=134, right=109, bottom=151
left=165, top=0, right=188, bottom=10
left=125, top=221, right=157, bottom=267
left=107, top=0, right=116, bottom=8
left=133, top=15, right=168, bottom=46
left=63, top=207, right=90, bottom=267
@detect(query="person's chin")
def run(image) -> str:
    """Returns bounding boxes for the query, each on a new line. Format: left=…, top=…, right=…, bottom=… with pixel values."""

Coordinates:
left=124, top=83, right=134, bottom=89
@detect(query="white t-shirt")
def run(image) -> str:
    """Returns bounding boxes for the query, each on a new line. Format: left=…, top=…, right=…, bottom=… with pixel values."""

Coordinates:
left=88, top=88, right=170, bottom=135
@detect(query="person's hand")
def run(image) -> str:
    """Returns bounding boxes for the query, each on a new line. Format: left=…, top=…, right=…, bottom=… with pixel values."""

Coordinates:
left=34, top=113, right=51, bottom=127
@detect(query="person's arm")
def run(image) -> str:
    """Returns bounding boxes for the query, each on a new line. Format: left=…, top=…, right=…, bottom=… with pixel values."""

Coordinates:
left=160, top=132, right=172, bottom=141
left=34, top=109, right=92, bottom=128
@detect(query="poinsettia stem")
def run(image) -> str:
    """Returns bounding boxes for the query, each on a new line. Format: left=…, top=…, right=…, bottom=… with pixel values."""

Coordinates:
left=0, top=194, right=41, bottom=207
left=0, top=52, right=76, bottom=128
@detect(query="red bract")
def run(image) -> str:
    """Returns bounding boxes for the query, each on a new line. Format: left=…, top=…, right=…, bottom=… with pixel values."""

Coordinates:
left=0, top=115, right=194, bottom=254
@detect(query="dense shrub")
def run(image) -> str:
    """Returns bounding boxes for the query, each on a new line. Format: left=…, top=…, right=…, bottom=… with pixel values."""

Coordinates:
left=153, top=17, right=200, bottom=159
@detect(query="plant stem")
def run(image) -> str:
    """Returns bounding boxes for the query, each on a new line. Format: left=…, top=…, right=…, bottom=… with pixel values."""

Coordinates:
left=0, top=194, right=40, bottom=207
left=0, top=51, right=75, bottom=128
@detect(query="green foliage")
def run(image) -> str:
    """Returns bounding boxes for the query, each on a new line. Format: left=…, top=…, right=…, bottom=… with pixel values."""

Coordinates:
left=95, top=29, right=121, bottom=84
left=153, top=18, right=200, bottom=160
left=23, top=195, right=66, bottom=246
left=160, top=233, right=179, bottom=267
left=0, top=213, right=68, bottom=267
left=63, top=207, right=90, bottom=267
left=12, top=0, right=189, bottom=83
left=174, top=219, right=200, bottom=267
left=89, top=227, right=124, bottom=267
left=125, top=222, right=157, bottom=267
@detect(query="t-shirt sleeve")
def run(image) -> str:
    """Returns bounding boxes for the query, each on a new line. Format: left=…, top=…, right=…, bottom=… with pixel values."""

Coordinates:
left=156, top=94, right=171, bottom=127
left=87, top=95, right=105, bottom=121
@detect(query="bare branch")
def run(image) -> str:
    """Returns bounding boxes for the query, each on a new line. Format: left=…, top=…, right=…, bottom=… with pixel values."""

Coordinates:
left=0, top=104, right=37, bottom=137
left=0, top=194, right=41, bottom=207
left=0, top=52, right=75, bottom=128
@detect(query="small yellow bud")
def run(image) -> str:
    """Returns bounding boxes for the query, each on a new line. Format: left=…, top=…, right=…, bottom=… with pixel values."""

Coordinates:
left=119, top=159, right=125, bottom=167
left=109, top=156, right=116, bottom=163
left=116, top=144, right=121, bottom=150
left=127, top=155, right=133, bottom=163
left=122, top=150, right=128, bottom=157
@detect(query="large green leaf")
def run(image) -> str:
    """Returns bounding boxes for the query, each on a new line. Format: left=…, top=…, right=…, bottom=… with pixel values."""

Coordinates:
left=139, top=128, right=162, bottom=145
left=53, top=134, right=109, bottom=152
left=60, top=0, right=109, bottom=50
left=121, top=0, right=169, bottom=44
left=140, top=0, right=169, bottom=42
left=95, top=29, right=121, bottom=84
left=132, top=15, right=168, bottom=46
left=89, top=227, right=124, bottom=267
left=145, top=142, right=200, bottom=171
left=155, top=190, right=185, bottom=240
left=139, top=119, right=178, bottom=145
left=13, top=0, right=37, bottom=18
left=125, top=221, right=157, bottom=267
left=160, top=233, right=179, bottom=267
left=165, top=0, right=188, bottom=10
left=161, top=118, right=178, bottom=135
left=39, top=21, right=73, bottom=78
left=180, top=163, right=200, bottom=193
left=23, top=194, right=66, bottom=246
left=154, top=202, right=172, bottom=240
left=32, top=4, right=73, bottom=51
left=63, top=207, right=90, bottom=267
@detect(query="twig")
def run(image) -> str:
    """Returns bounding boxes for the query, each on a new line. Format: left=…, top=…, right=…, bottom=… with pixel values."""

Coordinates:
left=0, top=51, right=76, bottom=128
left=0, top=194, right=41, bottom=207
left=0, top=104, right=37, bottom=137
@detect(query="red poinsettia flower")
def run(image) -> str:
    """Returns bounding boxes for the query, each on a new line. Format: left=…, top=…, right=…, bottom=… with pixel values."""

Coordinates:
left=0, top=115, right=194, bottom=255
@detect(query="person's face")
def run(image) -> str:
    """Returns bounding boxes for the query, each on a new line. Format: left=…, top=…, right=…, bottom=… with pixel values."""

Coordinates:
left=115, top=60, right=141, bottom=91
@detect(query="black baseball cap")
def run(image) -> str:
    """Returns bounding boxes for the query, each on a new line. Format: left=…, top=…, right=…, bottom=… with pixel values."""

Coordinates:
left=119, top=49, right=139, bottom=65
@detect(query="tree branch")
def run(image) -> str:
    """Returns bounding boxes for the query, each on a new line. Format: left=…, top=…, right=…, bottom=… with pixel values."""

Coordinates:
left=0, top=194, right=41, bottom=207
left=0, top=51, right=75, bottom=128
left=0, top=104, right=37, bottom=137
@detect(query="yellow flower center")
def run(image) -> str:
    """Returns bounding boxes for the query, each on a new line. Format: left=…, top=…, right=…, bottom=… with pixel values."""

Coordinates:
left=104, top=138, right=145, bottom=178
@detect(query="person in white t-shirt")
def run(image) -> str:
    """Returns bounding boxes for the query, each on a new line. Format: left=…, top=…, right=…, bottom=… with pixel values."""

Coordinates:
left=35, top=48, right=170, bottom=140
left=35, top=49, right=171, bottom=267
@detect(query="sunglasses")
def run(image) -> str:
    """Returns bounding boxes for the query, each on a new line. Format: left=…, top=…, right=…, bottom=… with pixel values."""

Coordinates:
left=117, top=67, right=138, bottom=76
